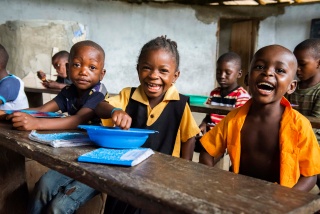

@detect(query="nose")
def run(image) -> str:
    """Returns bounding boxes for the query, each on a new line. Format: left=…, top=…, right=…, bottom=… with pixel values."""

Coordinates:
left=79, top=67, right=88, bottom=76
left=264, top=67, right=274, bottom=76
left=149, top=69, right=159, bottom=79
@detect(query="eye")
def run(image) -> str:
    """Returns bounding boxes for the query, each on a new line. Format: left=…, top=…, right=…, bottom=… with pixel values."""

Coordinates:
left=73, top=62, right=80, bottom=68
left=276, top=68, right=286, bottom=74
left=160, top=69, right=169, bottom=73
left=141, top=66, right=151, bottom=71
left=89, top=65, right=97, bottom=70
left=254, top=65, right=265, bottom=70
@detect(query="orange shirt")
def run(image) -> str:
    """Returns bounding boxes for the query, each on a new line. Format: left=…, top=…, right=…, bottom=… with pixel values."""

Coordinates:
left=201, top=97, right=320, bottom=188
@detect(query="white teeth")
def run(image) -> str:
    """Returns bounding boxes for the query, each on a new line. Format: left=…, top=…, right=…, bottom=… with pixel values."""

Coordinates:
left=148, top=83, right=160, bottom=87
left=258, top=82, right=274, bottom=88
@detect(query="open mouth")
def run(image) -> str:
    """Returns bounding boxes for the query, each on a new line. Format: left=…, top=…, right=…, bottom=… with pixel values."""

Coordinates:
left=257, top=82, right=274, bottom=92
left=146, top=83, right=161, bottom=91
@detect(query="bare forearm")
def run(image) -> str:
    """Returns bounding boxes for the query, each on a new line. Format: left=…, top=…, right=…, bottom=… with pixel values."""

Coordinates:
left=181, top=137, right=195, bottom=160
left=199, top=148, right=215, bottom=166
left=95, top=101, right=115, bottom=118
left=293, top=175, right=317, bottom=192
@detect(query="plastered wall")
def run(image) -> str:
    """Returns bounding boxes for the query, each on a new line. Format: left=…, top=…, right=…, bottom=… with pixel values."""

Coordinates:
left=0, top=0, right=319, bottom=95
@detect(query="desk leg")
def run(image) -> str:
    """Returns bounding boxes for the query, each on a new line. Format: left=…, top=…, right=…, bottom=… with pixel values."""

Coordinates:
left=25, top=91, right=43, bottom=108
left=0, top=146, right=29, bottom=213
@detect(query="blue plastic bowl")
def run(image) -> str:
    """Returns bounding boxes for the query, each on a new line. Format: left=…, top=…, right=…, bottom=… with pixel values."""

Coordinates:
left=78, top=125, right=157, bottom=149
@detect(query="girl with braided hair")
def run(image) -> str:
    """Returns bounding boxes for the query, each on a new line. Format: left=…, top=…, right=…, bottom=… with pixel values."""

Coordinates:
left=95, top=36, right=200, bottom=213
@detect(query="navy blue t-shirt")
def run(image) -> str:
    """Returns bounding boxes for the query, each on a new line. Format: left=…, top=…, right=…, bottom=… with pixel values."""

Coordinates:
left=53, top=82, right=107, bottom=124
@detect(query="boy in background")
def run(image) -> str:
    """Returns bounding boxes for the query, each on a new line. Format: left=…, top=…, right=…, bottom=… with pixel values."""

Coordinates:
left=286, top=38, right=320, bottom=193
left=200, top=45, right=320, bottom=192
left=95, top=36, right=200, bottom=213
left=0, top=44, right=29, bottom=110
left=37, top=50, right=72, bottom=89
left=196, top=52, right=250, bottom=155
left=7, top=40, right=107, bottom=213
left=199, top=52, right=250, bottom=134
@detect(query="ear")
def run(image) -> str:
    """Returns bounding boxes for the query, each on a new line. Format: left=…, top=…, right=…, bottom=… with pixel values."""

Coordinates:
left=172, top=70, right=180, bottom=83
left=238, top=69, right=243, bottom=78
left=100, top=69, right=106, bottom=81
left=286, top=79, right=297, bottom=95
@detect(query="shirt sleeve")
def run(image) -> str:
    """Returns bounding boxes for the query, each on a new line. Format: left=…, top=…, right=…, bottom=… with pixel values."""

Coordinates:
left=179, top=103, right=200, bottom=142
left=200, top=116, right=228, bottom=158
left=82, top=91, right=105, bottom=110
left=0, top=77, right=20, bottom=104
left=235, top=88, right=251, bottom=108
left=298, top=119, right=320, bottom=176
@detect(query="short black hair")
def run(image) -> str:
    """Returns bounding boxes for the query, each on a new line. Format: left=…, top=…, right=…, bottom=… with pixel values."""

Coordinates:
left=217, top=52, right=242, bottom=70
left=137, top=36, right=180, bottom=71
left=69, top=40, right=105, bottom=62
left=0, top=44, right=9, bottom=70
left=294, top=38, right=320, bottom=59
left=52, top=50, right=69, bottom=62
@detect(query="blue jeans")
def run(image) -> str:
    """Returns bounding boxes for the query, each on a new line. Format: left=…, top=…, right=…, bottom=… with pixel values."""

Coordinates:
left=28, top=169, right=99, bottom=214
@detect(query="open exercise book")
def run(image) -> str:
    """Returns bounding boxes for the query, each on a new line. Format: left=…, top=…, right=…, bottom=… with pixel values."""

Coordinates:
left=78, top=148, right=155, bottom=166
left=29, top=130, right=94, bottom=148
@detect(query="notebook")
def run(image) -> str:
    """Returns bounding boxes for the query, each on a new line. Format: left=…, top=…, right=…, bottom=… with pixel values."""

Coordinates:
left=29, top=130, right=94, bottom=147
left=78, top=148, right=155, bottom=166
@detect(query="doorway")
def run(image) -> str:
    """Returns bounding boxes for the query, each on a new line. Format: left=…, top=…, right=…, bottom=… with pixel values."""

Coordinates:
left=218, top=19, right=259, bottom=90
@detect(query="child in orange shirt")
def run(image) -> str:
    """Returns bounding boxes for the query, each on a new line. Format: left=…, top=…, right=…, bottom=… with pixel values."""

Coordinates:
left=200, top=45, right=320, bottom=192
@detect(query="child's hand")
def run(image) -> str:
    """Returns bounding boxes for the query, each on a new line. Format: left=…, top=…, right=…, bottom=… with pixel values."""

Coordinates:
left=6, top=112, right=39, bottom=131
left=111, top=109, right=132, bottom=130
left=37, top=70, right=48, bottom=82
left=0, top=110, right=7, bottom=120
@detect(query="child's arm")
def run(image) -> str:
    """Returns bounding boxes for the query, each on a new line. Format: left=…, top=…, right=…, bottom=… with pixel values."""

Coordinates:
left=199, top=148, right=216, bottom=166
left=95, top=100, right=132, bottom=129
left=181, top=137, right=196, bottom=160
left=293, top=175, right=317, bottom=192
left=199, top=114, right=211, bottom=134
left=42, top=81, right=67, bottom=90
left=7, top=106, right=95, bottom=131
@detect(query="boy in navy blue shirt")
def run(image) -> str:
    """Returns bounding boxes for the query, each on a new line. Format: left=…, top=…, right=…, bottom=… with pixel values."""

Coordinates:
left=7, top=40, right=107, bottom=213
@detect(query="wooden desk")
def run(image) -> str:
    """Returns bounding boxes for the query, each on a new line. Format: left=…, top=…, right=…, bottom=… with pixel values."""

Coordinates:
left=0, top=123, right=319, bottom=213
left=190, top=104, right=320, bottom=129
left=24, top=87, right=60, bottom=107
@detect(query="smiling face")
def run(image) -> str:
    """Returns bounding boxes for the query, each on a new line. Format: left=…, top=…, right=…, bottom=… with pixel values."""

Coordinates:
left=294, top=48, right=320, bottom=82
left=52, top=56, right=68, bottom=78
left=69, top=45, right=105, bottom=92
left=248, top=45, right=297, bottom=105
left=137, top=48, right=179, bottom=103
left=216, top=60, right=242, bottom=91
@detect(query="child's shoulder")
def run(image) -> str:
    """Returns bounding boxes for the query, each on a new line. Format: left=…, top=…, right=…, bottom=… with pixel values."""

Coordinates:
left=297, top=81, right=320, bottom=92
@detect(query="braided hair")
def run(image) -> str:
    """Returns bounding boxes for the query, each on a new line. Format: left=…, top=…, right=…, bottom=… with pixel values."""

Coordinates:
left=137, top=36, right=180, bottom=71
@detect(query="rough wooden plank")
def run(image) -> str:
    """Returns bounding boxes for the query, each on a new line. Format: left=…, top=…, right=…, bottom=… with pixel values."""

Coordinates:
left=0, top=123, right=319, bottom=213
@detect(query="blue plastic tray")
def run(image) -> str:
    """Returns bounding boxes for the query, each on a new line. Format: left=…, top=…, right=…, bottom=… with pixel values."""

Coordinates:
left=78, top=125, right=158, bottom=148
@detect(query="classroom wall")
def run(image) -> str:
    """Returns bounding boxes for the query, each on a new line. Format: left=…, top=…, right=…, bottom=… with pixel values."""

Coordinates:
left=0, top=0, right=319, bottom=95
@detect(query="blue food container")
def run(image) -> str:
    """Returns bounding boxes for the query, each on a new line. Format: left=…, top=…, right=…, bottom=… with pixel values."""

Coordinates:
left=78, top=125, right=157, bottom=148
left=185, top=94, right=208, bottom=106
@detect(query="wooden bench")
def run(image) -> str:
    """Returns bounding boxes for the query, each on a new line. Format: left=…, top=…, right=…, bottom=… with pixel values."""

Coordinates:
left=0, top=122, right=319, bottom=213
